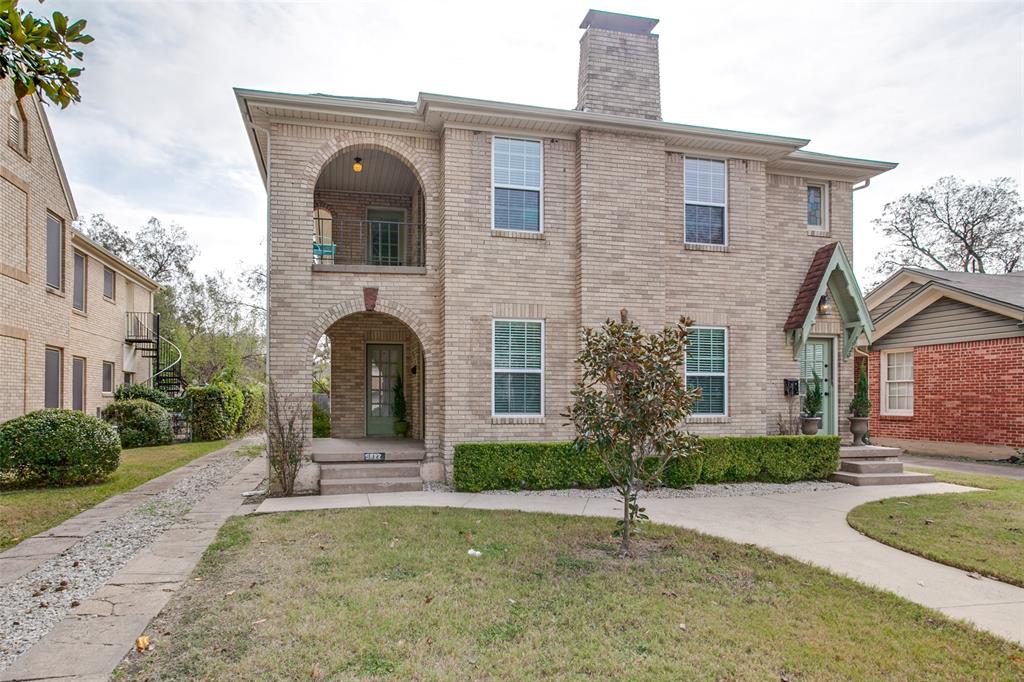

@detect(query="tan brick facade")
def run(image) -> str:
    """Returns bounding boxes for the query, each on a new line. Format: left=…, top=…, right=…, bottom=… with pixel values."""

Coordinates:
left=244, top=10, right=891, bottom=491
left=0, top=81, right=157, bottom=423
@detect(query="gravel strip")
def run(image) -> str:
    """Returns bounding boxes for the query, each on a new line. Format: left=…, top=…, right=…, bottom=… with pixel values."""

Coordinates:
left=481, top=480, right=849, bottom=498
left=0, top=449, right=252, bottom=671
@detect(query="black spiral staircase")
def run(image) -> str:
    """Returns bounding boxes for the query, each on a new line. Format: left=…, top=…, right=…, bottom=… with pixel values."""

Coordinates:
left=125, top=312, right=189, bottom=438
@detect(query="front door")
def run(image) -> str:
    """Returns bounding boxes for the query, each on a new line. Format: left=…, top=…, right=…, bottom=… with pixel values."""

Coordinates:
left=800, top=338, right=834, bottom=435
left=366, top=344, right=403, bottom=436
left=367, top=209, right=406, bottom=266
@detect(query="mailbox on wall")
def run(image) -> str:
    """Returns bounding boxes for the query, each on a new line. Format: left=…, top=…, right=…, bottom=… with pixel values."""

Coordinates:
left=783, top=378, right=800, bottom=396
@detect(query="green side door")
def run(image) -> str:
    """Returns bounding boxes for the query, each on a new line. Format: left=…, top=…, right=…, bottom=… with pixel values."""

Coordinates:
left=366, top=344, right=403, bottom=436
left=367, top=209, right=406, bottom=266
left=800, top=339, right=833, bottom=435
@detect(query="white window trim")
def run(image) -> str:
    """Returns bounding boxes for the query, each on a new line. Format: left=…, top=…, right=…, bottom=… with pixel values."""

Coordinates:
left=683, top=157, right=729, bottom=247
left=685, top=326, right=729, bottom=417
left=806, top=180, right=829, bottom=230
left=491, top=136, right=544, bottom=234
left=491, top=318, right=545, bottom=418
left=103, top=266, right=116, bottom=301
left=880, top=348, right=914, bottom=416
left=102, top=360, right=116, bottom=395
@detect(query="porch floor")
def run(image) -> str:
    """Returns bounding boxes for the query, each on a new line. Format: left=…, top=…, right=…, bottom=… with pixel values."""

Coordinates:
left=311, top=437, right=426, bottom=463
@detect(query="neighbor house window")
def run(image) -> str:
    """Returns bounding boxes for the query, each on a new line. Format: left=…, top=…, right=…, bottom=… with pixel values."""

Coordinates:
left=881, top=350, right=913, bottom=416
left=123, top=371, right=135, bottom=386
left=492, top=137, right=542, bottom=232
left=492, top=319, right=543, bottom=415
left=807, top=182, right=827, bottom=228
left=686, top=327, right=727, bottom=416
left=103, top=266, right=116, bottom=300
left=684, top=158, right=727, bottom=245
left=102, top=361, right=115, bottom=394
left=46, top=212, right=63, bottom=290
left=44, top=347, right=62, bottom=408
left=72, top=357, right=85, bottom=411
left=72, top=251, right=86, bottom=311
left=8, top=102, right=26, bottom=152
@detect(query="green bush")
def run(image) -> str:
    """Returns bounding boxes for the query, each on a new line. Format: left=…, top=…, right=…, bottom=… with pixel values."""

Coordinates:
left=238, top=384, right=267, bottom=434
left=114, top=383, right=186, bottom=413
left=312, top=401, right=331, bottom=438
left=453, top=436, right=840, bottom=492
left=0, top=410, right=121, bottom=486
left=101, top=399, right=173, bottom=449
left=186, top=383, right=244, bottom=441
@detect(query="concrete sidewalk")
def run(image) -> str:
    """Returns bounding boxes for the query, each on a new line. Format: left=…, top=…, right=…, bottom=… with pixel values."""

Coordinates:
left=257, top=483, right=1024, bottom=646
left=902, top=455, right=1024, bottom=480
left=0, top=441, right=266, bottom=682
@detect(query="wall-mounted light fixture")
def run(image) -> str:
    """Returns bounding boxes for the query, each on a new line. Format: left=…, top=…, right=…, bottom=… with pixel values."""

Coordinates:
left=352, top=157, right=363, bottom=173
left=817, top=294, right=831, bottom=316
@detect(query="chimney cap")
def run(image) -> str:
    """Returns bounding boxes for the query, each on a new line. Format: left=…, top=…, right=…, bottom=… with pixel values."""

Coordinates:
left=580, top=9, right=659, bottom=35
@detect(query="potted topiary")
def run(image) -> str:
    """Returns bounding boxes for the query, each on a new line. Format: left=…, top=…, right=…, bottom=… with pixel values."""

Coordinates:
left=848, top=363, right=871, bottom=446
left=392, top=374, right=409, bottom=437
left=801, top=370, right=823, bottom=435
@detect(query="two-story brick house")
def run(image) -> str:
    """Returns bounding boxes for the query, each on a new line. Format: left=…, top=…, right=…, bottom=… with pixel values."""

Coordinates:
left=0, top=81, right=161, bottom=423
left=238, top=10, right=893, bottom=493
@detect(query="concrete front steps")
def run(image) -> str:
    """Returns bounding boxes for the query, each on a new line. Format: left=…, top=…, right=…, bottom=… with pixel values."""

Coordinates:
left=830, top=445, right=936, bottom=486
left=312, top=438, right=425, bottom=494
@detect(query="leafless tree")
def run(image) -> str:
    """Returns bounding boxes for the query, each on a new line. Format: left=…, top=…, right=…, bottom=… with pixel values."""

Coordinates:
left=873, top=176, right=1022, bottom=278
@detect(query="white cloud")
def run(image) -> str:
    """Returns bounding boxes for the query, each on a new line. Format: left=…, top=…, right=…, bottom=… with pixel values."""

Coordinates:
left=48, top=0, right=1022, bottom=285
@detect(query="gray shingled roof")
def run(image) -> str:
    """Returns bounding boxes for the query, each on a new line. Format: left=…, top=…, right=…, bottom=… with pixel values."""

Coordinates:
left=907, top=268, right=1024, bottom=310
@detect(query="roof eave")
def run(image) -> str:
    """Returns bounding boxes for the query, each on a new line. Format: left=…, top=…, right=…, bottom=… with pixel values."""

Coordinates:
left=70, top=229, right=161, bottom=291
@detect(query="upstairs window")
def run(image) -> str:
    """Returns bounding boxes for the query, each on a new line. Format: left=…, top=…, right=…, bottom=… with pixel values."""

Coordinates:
left=46, top=212, right=63, bottom=290
left=686, top=327, right=727, bottom=416
left=103, top=266, right=116, bottom=300
left=493, top=319, right=543, bottom=416
left=492, top=137, right=542, bottom=232
left=807, top=182, right=827, bottom=228
left=684, top=158, right=727, bottom=245
left=72, top=251, right=86, bottom=311
left=8, top=101, right=26, bottom=153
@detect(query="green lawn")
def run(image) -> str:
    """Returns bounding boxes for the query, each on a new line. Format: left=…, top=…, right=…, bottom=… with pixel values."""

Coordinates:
left=848, top=468, right=1024, bottom=587
left=115, top=507, right=1022, bottom=681
left=0, top=440, right=230, bottom=551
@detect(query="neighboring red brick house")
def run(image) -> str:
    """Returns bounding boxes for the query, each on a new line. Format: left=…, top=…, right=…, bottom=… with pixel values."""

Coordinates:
left=862, top=268, right=1024, bottom=459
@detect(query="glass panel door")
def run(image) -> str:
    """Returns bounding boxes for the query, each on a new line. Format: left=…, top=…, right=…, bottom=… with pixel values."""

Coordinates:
left=799, top=338, right=833, bottom=435
left=366, top=344, right=403, bottom=436
left=367, top=209, right=406, bottom=266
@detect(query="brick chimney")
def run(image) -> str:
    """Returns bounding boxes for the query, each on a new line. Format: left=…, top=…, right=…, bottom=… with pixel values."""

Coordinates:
left=576, top=9, right=661, bottom=120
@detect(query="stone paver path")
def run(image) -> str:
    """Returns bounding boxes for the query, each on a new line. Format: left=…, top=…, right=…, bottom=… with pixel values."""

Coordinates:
left=0, top=439, right=265, bottom=682
left=258, top=482, right=1024, bottom=646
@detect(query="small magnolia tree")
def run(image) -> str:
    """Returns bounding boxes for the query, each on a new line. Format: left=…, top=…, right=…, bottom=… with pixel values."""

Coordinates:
left=564, top=310, right=700, bottom=556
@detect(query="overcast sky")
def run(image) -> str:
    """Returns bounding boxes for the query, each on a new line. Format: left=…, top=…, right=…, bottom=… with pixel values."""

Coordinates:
left=49, top=0, right=1023, bottom=285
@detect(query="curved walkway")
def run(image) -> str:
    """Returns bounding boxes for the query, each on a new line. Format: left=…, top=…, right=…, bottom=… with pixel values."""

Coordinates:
left=257, top=482, right=1024, bottom=646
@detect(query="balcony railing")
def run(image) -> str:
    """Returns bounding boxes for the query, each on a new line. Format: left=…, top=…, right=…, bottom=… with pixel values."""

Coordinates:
left=313, top=220, right=425, bottom=268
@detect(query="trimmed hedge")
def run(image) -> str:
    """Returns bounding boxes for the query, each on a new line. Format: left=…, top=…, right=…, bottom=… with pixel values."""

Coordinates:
left=186, top=383, right=244, bottom=441
left=101, top=399, right=173, bottom=449
left=453, top=436, right=840, bottom=493
left=238, top=384, right=267, bottom=434
left=0, top=410, right=121, bottom=486
left=114, top=383, right=186, bottom=413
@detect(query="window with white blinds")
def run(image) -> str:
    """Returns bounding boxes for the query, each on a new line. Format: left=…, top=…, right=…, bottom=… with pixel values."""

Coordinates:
left=684, top=158, right=727, bottom=245
left=686, top=327, right=727, bottom=416
left=881, top=350, right=913, bottom=415
left=492, top=319, right=543, bottom=416
left=492, top=137, right=542, bottom=232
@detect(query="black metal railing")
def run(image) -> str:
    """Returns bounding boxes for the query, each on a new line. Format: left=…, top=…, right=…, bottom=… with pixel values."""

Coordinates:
left=125, top=311, right=157, bottom=343
left=124, top=312, right=186, bottom=397
left=313, top=220, right=425, bottom=268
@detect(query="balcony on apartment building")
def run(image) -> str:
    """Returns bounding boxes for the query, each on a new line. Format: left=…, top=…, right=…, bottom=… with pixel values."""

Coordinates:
left=311, top=147, right=428, bottom=274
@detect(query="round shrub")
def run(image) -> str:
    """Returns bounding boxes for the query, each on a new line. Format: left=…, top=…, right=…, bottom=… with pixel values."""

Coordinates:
left=101, top=399, right=173, bottom=449
left=186, top=383, right=244, bottom=441
left=0, top=410, right=121, bottom=486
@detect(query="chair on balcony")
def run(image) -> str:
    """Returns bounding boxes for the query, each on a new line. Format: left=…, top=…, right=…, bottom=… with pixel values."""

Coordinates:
left=313, top=241, right=336, bottom=264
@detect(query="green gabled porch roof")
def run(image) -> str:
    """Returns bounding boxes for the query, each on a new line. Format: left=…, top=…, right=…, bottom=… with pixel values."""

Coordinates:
left=784, top=242, right=873, bottom=360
